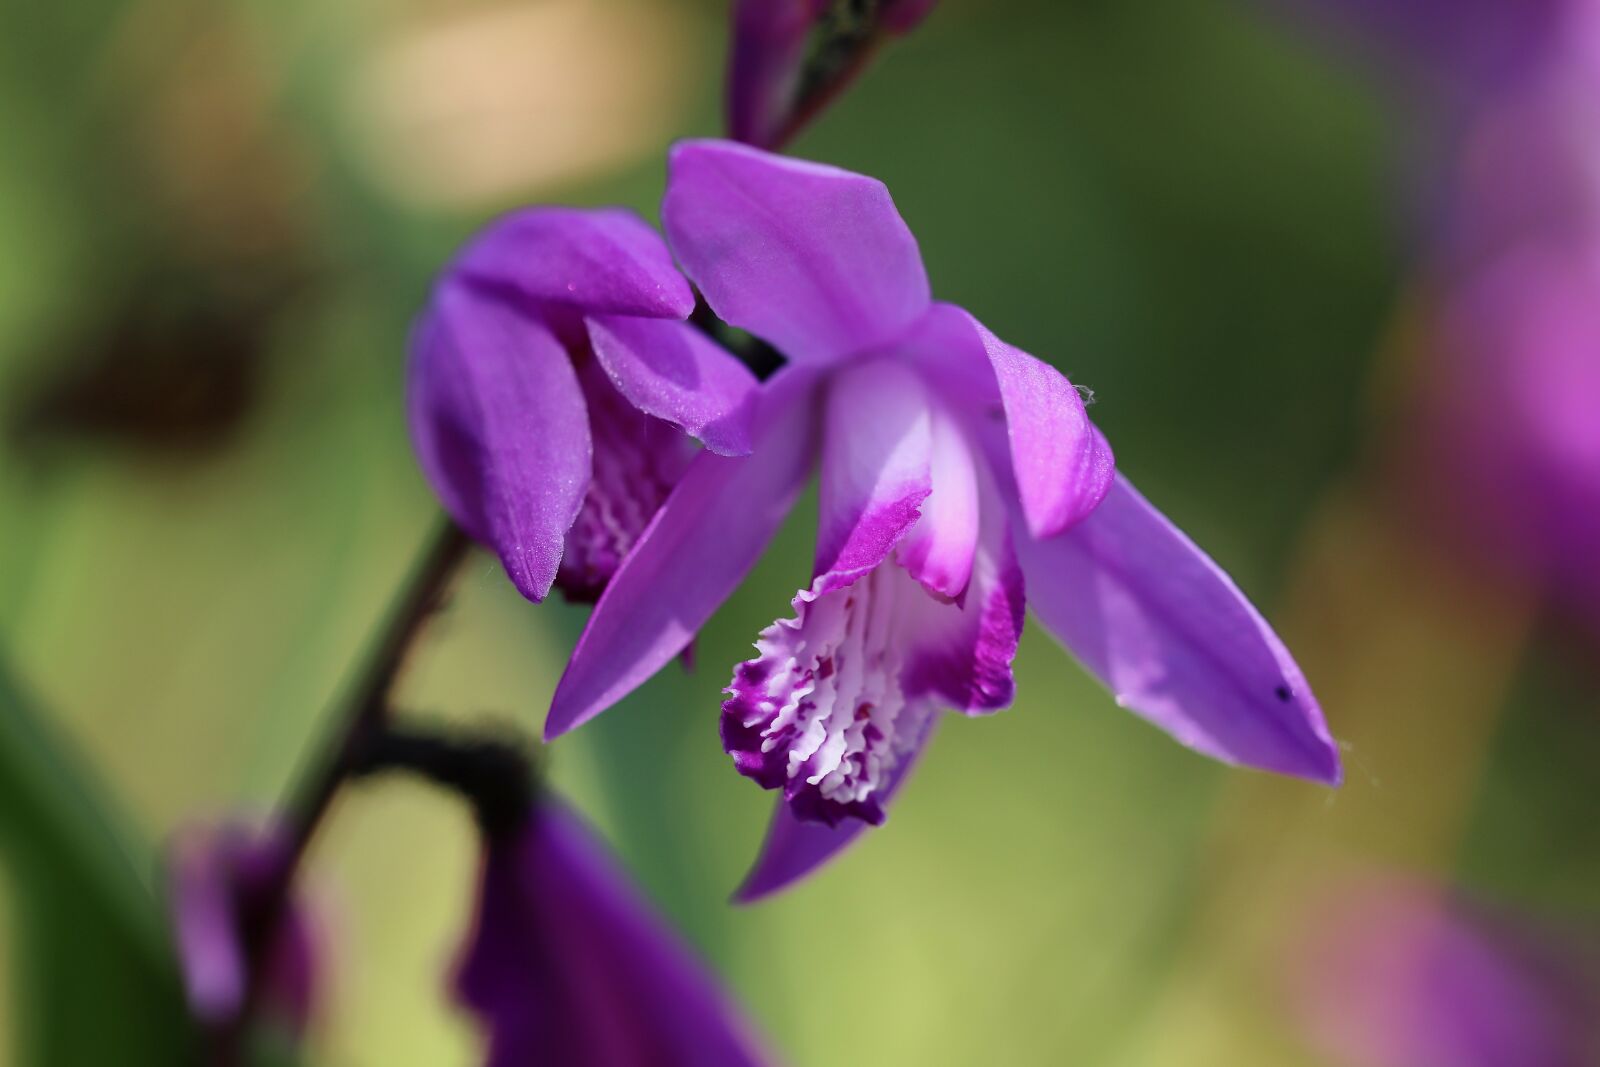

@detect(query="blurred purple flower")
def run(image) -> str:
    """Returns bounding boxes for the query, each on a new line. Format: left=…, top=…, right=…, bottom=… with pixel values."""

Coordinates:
left=545, top=140, right=1340, bottom=899
left=728, top=0, right=937, bottom=149
left=1289, top=877, right=1599, bottom=1067
left=454, top=798, right=775, bottom=1067
left=1383, top=1, right=1600, bottom=633
left=167, top=823, right=318, bottom=1036
left=1281, top=0, right=1571, bottom=99
left=408, top=208, right=758, bottom=603
left=1413, top=246, right=1600, bottom=631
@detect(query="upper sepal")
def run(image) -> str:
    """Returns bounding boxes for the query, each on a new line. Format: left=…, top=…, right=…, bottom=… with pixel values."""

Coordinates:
left=664, top=139, right=931, bottom=365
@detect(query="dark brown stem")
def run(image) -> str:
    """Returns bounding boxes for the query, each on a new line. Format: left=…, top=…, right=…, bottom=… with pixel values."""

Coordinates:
left=210, top=516, right=471, bottom=1064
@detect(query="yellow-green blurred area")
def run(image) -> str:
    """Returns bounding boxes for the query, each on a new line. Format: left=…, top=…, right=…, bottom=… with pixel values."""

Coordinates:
left=1, top=0, right=1596, bottom=1064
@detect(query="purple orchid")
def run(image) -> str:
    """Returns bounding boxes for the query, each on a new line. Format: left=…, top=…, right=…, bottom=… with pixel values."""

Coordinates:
left=1280, top=0, right=1571, bottom=100
left=728, top=0, right=938, bottom=150
left=1288, top=876, right=1599, bottom=1067
left=1302, top=0, right=1600, bottom=634
left=544, top=140, right=1341, bottom=900
left=408, top=207, right=758, bottom=603
left=454, top=797, right=775, bottom=1067
left=166, top=823, right=318, bottom=1036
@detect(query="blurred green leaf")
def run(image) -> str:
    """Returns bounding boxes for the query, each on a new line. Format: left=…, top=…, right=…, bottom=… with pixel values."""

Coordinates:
left=0, top=650, right=196, bottom=1064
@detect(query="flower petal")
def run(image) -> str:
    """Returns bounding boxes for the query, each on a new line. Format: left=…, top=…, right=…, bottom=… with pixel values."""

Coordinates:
left=895, top=402, right=980, bottom=600
left=815, top=359, right=932, bottom=589
left=408, top=279, right=591, bottom=602
left=1017, top=475, right=1342, bottom=784
left=545, top=369, right=819, bottom=738
left=907, top=303, right=1114, bottom=539
left=663, top=139, right=931, bottom=364
left=900, top=462, right=1024, bottom=713
left=733, top=719, right=937, bottom=903
left=457, top=800, right=773, bottom=1066
left=454, top=207, right=695, bottom=320
left=726, top=0, right=822, bottom=148
left=586, top=315, right=759, bottom=456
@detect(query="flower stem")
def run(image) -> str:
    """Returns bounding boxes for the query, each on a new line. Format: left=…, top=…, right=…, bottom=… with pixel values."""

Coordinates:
left=281, top=517, right=471, bottom=857
left=216, top=515, right=470, bottom=1062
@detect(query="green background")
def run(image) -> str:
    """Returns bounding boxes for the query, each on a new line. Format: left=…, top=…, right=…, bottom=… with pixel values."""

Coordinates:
left=1, top=0, right=1594, bottom=1063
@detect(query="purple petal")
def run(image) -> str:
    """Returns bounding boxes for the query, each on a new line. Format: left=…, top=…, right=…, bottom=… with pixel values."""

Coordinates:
left=814, top=358, right=933, bottom=589
left=167, top=824, right=318, bottom=1035
left=896, top=403, right=980, bottom=600
left=726, top=0, right=824, bottom=148
left=1289, top=877, right=1596, bottom=1067
left=545, top=369, right=819, bottom=738
left=901, top=467, right=1024, bottom=713
left=906, top=303, right=1114, bottom=538
left=720, top=565, right=941, bottom=827
left=456, top=801, right=773, bottom=1067
left=555, top=360, right=696, bottom=603
left=1017, top=475, right=1342, bottom=784
left=454, top=207, right=694, bottom=320
left=734, top=719, right=937, bottom=903
left=408, top=279, right=591, bottom=602
left=586, top=315, right=758, bottom=457
left=663, top=139, right=931, bottom=364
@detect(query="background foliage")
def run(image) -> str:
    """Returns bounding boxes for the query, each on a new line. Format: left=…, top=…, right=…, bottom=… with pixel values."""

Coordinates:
left=1, top=0, right=1594, bottom=1063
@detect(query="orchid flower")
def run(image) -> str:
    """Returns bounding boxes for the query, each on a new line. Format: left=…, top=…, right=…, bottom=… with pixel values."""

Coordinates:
left=728, top=0, right=938, bottom=149
left=1292, top=0, right=1600, bottom=633
left=454, top=797, right=775, bottom=1067
left=408, top=208, right=758, bottom=603
left=1289, top=876, right=1599, bottom=1067
left=545, top=140, right=1341, bottom=900
left=166, top=823, right=319, bottom=1037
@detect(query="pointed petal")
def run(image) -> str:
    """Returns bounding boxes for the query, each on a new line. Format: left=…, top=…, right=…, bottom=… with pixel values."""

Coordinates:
left=663, top=139, right=931, bottom=364
left=454, top=207, right=694, bottom=319
left=545, top=370, right=819, bottom=738
left=896, top=403, right=980, bottom=599
left=907, top=303, right=1114, bottom=539
left=457, top=801, right=773, bottom=1066
left=1018, top=475, right=1342, bottom=784
left=901, top=463, right=1024, bottom=713
left=734, top=719, right=937, bottom=903
left=408, top=280, right=591, bottom=602
left=586, top=315, right=758, bottom=457
left=815, top=359, right=932, bottom=589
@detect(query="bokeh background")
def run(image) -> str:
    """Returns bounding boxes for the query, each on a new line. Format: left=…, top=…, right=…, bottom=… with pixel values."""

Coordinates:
left=1, top=0, right=1596, bottom=1064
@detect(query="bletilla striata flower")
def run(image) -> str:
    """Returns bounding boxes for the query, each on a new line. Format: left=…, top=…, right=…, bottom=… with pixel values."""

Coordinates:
left=454, top=797, right=774, bottom=1067
left=728, top=0, right=938, bottom=149
left=1289, top=877, right=1600, bottom=1067
left=1409, top=0, right=1600, bottom=631
left=166, top=823, right=318, bottom=1037
left=408, top=208, right=758, bottom=603
left=1305, top=0, right=1600, bottom=632
left=546, top=141, right=1341, bottom=900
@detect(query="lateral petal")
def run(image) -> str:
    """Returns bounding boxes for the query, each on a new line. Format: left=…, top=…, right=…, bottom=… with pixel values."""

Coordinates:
left=908, top=303, right=1114, bottom=539
left=544, top=369, right=820, bottom=738
left=587, top=315, right=759, bottom=456
left=814, top=359, right=932, bottom=590
left=408, top=279, right=591, bottom=602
